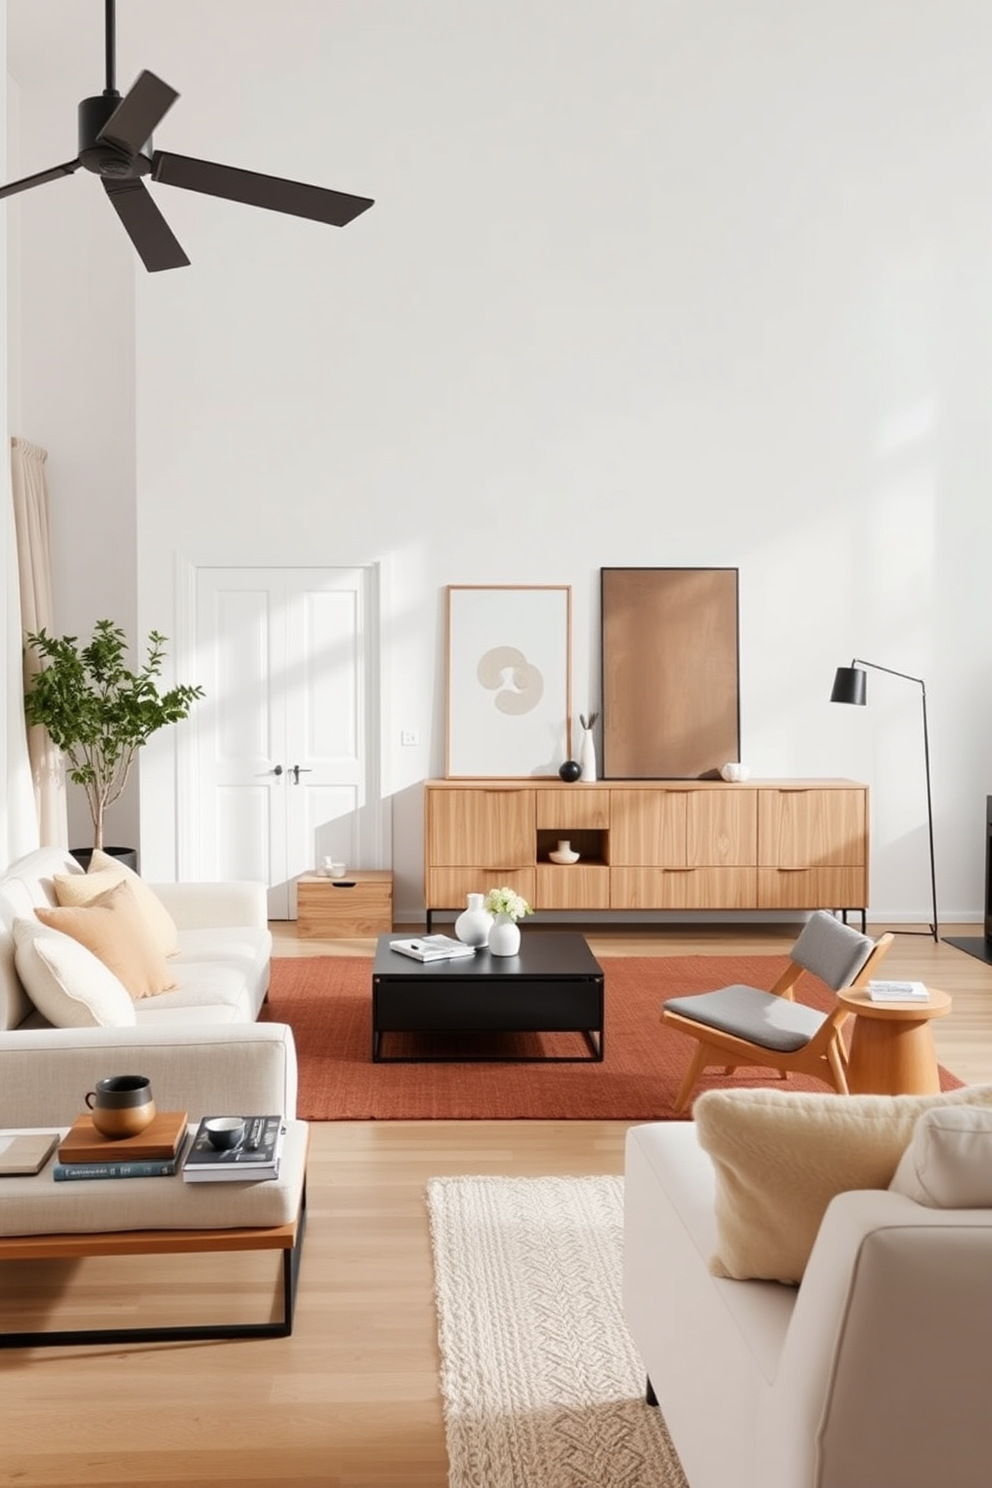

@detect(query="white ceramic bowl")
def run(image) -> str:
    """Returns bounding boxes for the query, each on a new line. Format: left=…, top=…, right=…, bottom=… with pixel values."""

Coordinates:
left=720, top=763, right=751, bottom=783
left=549, top=848, right=580, bottom=865
left=203, top=1116, right=246, bottom=1151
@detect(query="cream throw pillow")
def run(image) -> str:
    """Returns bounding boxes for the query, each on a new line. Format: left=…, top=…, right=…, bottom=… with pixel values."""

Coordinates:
left=12, top=917, right=137, bottom=1028
left=35, top=879, right=179, bottom=999
left=694, top=1084, right=992, bottom=1285
left=53, top=849, right=179, bottom=957
left=889, top=1105, right=992, bottom=1208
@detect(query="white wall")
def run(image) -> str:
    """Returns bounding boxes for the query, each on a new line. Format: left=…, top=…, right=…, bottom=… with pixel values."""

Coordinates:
left=8, top=1, right=992, bottom=923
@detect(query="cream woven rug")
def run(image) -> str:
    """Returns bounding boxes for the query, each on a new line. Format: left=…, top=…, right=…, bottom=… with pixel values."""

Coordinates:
left=426, top=1174, right=688, bottom=1488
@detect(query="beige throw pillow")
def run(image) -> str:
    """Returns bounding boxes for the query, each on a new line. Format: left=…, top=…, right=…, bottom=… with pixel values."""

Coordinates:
left=889, top=1105, right=992, bottom=1208
left=53, top=849, right=180, bottom=957
left=12, top=918, right=137, bottom=1028
left=694, top=1084, right=992, bottom=1285
left=36, top=879, right=179, bottom=999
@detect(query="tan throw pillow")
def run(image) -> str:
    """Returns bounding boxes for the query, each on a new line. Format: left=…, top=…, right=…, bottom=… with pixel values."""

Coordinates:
left=889, top=1105, right=992, bottom=1208
left=694, top=1084, right=992, bottom=1285
left=35, top=879, right=179, bottom=999
left=52, top=849, right=180, bottom=958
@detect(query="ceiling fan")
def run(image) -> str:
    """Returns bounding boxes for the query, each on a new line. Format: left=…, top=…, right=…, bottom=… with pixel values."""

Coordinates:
left=0, top=0, right=374, bottom=271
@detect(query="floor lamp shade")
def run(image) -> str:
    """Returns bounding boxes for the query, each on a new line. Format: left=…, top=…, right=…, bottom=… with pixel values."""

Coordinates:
left=830, top=666, right=867, bottom=706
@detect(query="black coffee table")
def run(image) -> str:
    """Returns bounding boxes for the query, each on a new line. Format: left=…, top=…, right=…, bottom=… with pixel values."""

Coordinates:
left=371, top=932, right=605, bottom=1063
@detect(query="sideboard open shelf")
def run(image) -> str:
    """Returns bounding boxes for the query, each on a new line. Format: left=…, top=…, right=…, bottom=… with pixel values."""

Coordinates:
left=424, top=778, right=869, bottom=928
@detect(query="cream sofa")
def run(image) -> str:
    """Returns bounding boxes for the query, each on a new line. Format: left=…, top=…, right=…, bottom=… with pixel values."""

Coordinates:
left=623, top=1095, right=992, bottom=1488
left=0, top=847, right=271, bottom=1032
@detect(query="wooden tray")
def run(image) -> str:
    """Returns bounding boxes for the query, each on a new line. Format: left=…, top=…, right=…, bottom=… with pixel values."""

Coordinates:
left=57, top=1110, right=188, bottom=1163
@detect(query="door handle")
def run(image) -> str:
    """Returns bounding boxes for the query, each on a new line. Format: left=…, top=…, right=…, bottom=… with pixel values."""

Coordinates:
left=290, top=765, right=314, bottom=785
left=272, top=765, right=284, bottom=777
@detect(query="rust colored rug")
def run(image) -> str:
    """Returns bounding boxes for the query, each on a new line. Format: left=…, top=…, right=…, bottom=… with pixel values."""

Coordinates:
left=261, top=955, right=962, bottom=1121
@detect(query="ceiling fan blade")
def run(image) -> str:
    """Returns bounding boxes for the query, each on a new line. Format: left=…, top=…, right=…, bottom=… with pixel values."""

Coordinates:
left=103, top=178, right=190, bottom=272
left=153, top=151, right=374, bottom=227
left=0, top=160, right=81, bottom=202
left=97, top=70, right=179, bottom=156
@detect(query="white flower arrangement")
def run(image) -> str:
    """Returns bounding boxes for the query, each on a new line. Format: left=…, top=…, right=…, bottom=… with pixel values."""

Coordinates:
left=484, top=886, right=534, bottom=921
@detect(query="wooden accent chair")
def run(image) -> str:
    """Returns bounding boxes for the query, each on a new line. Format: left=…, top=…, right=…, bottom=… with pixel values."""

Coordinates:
left=662, top=912, right=895, bottom=1111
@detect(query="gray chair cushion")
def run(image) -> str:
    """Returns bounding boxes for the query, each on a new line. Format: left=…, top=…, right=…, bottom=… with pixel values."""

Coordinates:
left=664, top=985, right=827, bottom=1053
left=790, top=910, right=872, bottom=991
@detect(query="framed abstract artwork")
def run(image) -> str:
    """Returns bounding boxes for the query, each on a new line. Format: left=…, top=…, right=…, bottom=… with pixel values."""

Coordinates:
left=445, top=585, right=572, bottom=778
left=600, top=567, right=740, bottom=778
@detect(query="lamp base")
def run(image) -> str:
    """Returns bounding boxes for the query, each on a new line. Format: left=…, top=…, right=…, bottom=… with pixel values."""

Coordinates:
left=943, top=935, right=992, bottom=966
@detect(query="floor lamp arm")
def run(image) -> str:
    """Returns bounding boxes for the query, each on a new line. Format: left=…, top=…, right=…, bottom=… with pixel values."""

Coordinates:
left=852, top=657, right=925, bottom=688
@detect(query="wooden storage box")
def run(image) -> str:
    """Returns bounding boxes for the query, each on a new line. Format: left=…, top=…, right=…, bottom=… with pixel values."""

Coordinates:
left=296, top=871, right=393, bottom=938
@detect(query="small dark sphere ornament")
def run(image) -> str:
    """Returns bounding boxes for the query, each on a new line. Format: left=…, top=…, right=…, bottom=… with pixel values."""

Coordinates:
left=558, top=760, right=582, bottom=782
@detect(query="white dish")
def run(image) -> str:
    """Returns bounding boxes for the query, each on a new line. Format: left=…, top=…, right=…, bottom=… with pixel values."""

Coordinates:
left=720, top=763, right=751, bottom=783
left=549, top=849, right=580, bottom=865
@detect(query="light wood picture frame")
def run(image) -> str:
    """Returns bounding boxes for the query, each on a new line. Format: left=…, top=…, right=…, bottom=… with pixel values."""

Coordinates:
left=601, top=567, right=739, bottom=778
left=445, top=585, right=572, bottom=778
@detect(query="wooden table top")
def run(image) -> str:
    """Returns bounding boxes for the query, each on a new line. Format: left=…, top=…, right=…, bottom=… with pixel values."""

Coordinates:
left=837, top=985, right=952, bottom=1021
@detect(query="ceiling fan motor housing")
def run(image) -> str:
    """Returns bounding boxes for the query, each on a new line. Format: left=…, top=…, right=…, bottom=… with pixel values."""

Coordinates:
left=78, top=93, right=152, bottom=177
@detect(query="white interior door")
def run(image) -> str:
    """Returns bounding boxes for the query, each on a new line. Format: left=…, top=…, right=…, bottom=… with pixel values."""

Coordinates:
left=192, top=566, right=383, bottom=917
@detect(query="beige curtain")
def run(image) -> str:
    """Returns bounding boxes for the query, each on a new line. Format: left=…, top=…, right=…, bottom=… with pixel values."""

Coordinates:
left=10, top=437, right=68, bottom=847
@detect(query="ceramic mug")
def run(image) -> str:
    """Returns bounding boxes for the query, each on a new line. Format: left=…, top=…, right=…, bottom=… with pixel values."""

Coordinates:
left=85, top=1074, right=157, bottom=1139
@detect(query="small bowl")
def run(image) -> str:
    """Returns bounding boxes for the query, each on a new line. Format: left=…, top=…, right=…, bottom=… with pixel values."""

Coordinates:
left=549, top=848, right=580, bottom=865
left=203, top=1116, right=246, bottom=1151
left=720, top=763, right=751, bottom=783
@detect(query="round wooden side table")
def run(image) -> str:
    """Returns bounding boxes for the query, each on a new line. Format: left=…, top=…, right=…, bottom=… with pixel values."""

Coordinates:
left=836, top=985, right=952, bottom=1095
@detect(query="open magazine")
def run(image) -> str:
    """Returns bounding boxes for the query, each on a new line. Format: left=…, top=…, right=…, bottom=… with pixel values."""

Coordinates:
left=389, top=935, right=477, bottom=962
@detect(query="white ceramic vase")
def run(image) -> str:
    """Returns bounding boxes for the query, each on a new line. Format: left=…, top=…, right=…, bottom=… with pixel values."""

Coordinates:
left=579, top=727, right=597, bottom=783
left=454, top=892, right=493, bottom=947
left=488, top=913, right=521, bottom=956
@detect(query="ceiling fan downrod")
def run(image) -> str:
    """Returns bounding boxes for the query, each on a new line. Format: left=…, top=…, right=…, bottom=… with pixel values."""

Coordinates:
left=105, top=0, right=117, bottom=94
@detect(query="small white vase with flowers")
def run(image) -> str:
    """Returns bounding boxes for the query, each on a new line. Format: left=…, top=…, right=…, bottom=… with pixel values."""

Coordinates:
left=483, top=886, right=534, bottom=957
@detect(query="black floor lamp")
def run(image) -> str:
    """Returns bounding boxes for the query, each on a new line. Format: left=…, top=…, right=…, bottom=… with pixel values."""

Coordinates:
left=830, top=659, right=938, bottom=942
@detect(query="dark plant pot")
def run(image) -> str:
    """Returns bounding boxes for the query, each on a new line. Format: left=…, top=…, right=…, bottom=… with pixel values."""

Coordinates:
left=70, top=846, right=139, bottom=873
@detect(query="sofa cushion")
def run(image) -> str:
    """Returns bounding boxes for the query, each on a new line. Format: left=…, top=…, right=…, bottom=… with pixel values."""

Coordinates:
left=664, top=984, right=825, bottom=1052
left=694, top=1084, right=992, bottom=1284
left=889, top=1105, right=992, bottom=1208
left=132, top=963, right=257, bottom=1024
left=12, top=918, right=137, bottom=1028
left=54, top=850, right=180, bottom=958
left=35, top=880, right=179, bottom=999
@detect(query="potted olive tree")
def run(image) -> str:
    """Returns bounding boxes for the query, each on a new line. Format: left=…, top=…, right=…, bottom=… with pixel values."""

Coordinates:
left=23, top=619, right=204, bottom=859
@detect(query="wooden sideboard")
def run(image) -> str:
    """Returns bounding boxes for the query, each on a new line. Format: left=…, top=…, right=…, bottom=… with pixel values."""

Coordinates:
left=424, top=778, right=868, bottom=924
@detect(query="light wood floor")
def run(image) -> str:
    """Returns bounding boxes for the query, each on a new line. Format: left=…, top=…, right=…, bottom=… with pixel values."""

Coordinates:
left=3, top=921, right=992, bottom=1487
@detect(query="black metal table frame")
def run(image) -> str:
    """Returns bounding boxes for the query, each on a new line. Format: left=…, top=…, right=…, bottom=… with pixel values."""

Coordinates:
left=372, top=1010, right=603, bottom=1063
left=0, top=1185, right=308, bottom=1349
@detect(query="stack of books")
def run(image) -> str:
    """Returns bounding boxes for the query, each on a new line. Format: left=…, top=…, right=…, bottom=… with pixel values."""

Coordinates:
left=866, top=980, right=930, bottom=1003
left=53, top=1110, right=191, bottom=1181
left=181, top=1115, right=286, bottom=1183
